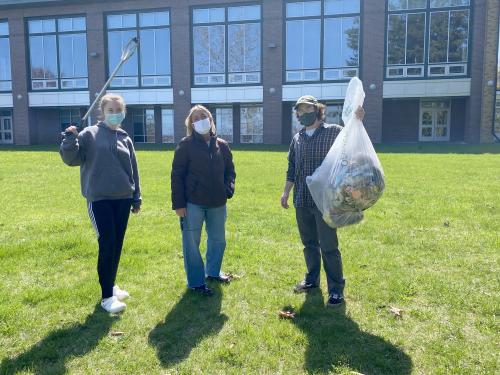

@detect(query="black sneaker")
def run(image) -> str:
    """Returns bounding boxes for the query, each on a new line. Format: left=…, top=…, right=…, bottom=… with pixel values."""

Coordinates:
left=293, top=280, right=319, bottom=293
left=206, top=274, right=231, bottom=283
left=327, top=293, right=345, bottom=308
left=191, top=284, right=214, bottom=296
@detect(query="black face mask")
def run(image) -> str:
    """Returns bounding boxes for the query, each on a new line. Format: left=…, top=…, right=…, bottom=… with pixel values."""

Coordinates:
left=298, top=111, right=317, bottom=127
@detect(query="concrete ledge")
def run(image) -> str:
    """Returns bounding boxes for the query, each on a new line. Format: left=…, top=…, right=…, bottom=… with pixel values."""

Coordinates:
left=383, top=79, right=471, bottom=98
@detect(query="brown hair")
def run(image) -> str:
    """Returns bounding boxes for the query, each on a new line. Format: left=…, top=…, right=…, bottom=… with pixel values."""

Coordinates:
left=99, top=93, right=126, bottom=120
left=184, top=104, right=216, bottom=136
left=316, top=102, right=326, bottom=121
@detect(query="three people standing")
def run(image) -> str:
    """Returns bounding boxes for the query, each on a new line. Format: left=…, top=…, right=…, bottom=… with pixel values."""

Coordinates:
left=61, top=93, right=363, bottom=311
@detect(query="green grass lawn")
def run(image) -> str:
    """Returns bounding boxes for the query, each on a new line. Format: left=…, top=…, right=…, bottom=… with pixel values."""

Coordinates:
left=0, top=144, right=499, bottom=375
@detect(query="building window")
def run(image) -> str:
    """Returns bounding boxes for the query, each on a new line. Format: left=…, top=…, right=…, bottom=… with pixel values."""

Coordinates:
left=107, top=10, right=171, bottom=88
left=0, top=109, right=13, bottom=144
left=60, top=108, right=81, bottom=131
left=240, top=105, right=263, bottom=143
left=193, top=5, right=261, bottom=86
left=326, top=102, right=344, bottom=125
left=161, top=108, right=174, bottom=143
left=0, top=21, right=11, bottom=91
left=27, top=17, right=88, bottom=90
left=214, top=107, right=233, bottom=142
left=291, top=108, right=302, bottom=137
left=386, top=0, right=470, bottom=79
left=132, top=108, right=155, bottom=143
left=285, top=0, right=360, bottom=83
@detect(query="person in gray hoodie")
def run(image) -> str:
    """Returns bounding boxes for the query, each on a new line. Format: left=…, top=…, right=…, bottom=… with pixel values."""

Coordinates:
left=60, top=93, right=141, bottom=314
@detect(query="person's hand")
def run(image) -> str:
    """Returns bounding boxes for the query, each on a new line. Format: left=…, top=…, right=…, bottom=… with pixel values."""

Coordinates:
left=175, top=208, right=187, bottom=217
left=65, top=125, right=78, bottom=135
left=355, top=106, right=365, bottom=121
left=131, top=206, right=140, bottom=214
left=280, top=192, right=290, bottom=209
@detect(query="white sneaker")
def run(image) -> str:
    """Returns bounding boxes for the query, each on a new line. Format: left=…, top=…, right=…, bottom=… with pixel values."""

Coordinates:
left=101, top=296, right=126, bottom=313
left=113, top=285, right=130, bottom=301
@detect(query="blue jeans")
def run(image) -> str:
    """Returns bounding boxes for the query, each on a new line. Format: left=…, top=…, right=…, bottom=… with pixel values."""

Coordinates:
left=180, top=202, right=227, bottom=288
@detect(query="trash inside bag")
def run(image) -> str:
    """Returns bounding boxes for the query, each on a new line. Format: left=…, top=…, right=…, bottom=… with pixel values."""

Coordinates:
left=306, top=77, right=385, bottom=228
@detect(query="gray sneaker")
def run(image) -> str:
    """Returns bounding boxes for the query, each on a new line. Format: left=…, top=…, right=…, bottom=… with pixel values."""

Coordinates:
left=326, top=293, right=345, bottom=308
left=293, top=280, right=319, bottom=293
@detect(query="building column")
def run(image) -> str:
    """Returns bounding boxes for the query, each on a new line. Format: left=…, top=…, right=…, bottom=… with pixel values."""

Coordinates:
left=479, top=0, right=500, bottom=143
left=86, top=10, right=106, bottom=124
left=171, top=2, right=192, bottom=142
left=465, top=0, right=487, bottom=143
left=233, top=103, right=241, bottom=144
left=360, top=0, right=385, bottom=143
left=262, top=0, right=283, bottom=144
left=9, top=16, right=30, bottom=145
left=154, top=105, right=162, bottom=144
left=282, top=102, right=293, bottom=145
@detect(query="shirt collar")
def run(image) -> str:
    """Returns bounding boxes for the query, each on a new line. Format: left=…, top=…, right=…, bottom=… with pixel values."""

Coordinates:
left=298, top=122, right=325, bottom=136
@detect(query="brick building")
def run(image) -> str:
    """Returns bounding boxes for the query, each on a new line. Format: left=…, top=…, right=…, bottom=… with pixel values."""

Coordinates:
left=0, top=0, right=498, bottom=145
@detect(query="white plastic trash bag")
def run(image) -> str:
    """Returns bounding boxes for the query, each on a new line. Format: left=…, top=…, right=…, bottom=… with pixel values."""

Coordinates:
left=306, top=77, right=385, bottom=228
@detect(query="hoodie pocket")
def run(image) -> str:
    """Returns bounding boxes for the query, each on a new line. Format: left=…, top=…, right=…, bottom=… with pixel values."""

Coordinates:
left=89, top=166, right=133, bottom=198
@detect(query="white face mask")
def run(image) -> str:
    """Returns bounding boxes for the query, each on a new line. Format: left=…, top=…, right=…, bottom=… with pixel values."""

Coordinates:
left=193, top=118, right=211, bottom=135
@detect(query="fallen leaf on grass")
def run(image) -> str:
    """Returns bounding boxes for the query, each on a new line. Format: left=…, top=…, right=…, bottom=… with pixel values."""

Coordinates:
left=279, top=310, right=296, bottom=319
left=389, top=306, right=403, bottom=318
left=110, top=331, right=124, bottom=337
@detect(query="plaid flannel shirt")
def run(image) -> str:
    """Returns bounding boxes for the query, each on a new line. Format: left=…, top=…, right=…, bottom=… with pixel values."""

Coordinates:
left=286, top=122, right=343, bottom=208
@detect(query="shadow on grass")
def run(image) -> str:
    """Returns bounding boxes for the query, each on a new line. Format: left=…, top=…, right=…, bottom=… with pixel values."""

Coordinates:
left=286, top=291, right=412, bottom=375
left=0, top=304, right=117, bottom=375
left=148, top=284, right=228, bottom=368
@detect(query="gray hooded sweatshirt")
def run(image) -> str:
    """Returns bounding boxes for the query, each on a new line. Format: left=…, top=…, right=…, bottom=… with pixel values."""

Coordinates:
left=60, top=122, right=141, bottom=208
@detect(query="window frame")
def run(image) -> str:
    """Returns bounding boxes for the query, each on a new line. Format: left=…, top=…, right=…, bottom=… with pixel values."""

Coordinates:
left=59, top=107, right=81, bottom=132
left=0, top=19, right=12, bottom=92
left=131, top=106, right=156, bottom=143
left=213, top=105, right=234, bottom=143
left=283, top=0, right=363, bottom=84
left=104, top=8, right=172, bottom=89
left=161, top=107, right=175, bottom=144
left=240, top=103, right=264, bottom=143
left=190, top=2, right=263, bottom=88
left=25, top=14, right=88, bottom=92
left=384, top=0, right=472, bottom=80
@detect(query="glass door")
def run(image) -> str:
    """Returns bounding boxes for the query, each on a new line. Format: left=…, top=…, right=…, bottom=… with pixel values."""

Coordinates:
left=419, top=100, right=450, bottom=141
left=0, top=115, right=13, bottom=144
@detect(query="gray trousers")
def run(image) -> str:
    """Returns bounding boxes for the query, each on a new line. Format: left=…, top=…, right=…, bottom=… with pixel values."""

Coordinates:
left=295, top=206, right=345, bottom=296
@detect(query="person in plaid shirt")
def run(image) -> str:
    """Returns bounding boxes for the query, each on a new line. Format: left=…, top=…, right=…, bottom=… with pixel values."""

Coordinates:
left=281, top=95, right=365, bottom=308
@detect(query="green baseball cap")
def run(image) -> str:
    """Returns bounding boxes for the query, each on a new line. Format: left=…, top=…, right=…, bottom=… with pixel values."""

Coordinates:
left=293, top=95, right=318, bottom=110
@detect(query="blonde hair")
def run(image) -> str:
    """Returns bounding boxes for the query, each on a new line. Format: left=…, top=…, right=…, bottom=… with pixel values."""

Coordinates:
left=184, top=104, right=216, bottom=136
left=99, top=93, right=126, bottom=120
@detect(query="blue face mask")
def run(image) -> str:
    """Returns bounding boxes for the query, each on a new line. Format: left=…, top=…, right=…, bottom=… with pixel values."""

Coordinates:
left=105, top=112, right=125, bottom=128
